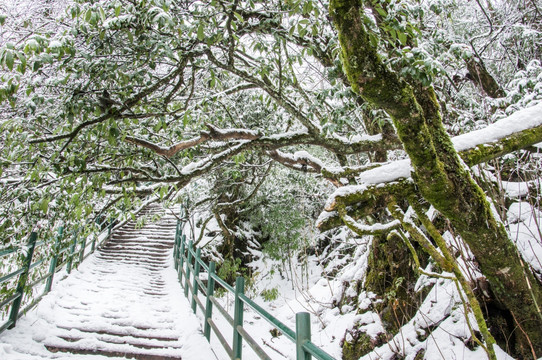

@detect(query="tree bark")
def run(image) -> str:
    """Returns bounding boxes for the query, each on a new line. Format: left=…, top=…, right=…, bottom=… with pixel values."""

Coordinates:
left=465, top=56, right=506, bottom=98
left=329, top=0, right=542, bottom=357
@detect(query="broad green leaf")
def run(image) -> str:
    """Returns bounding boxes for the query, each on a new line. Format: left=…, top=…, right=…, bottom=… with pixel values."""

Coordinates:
left=233, top=12, right=243, bottom=23
left=398, top=31, right=407, bottom=45
left=40, top=198, right=50, bottom=213
left=5, top=51, right=14, bottom=70
left=197, top=23, right=204, bottom=41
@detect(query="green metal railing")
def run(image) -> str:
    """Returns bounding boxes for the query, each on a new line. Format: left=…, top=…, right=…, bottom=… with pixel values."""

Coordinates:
left=174, top=220, right=336, bottom=360
left=0, top=218, right=115, bottom=334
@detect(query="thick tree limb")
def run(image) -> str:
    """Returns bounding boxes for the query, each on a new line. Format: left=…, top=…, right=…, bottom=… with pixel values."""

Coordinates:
left=125, top=134, right=210, bottom=158
left=319, top=104, right=542, bottom=229
left=331, top=1, right=542, bottom=351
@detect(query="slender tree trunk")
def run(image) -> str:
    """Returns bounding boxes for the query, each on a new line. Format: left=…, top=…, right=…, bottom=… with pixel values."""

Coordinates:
left=329, top=1, right=542, bottom=357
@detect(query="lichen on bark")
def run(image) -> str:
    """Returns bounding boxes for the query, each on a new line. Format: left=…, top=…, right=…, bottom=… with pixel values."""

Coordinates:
left=329, top=0, right=542, bottom=357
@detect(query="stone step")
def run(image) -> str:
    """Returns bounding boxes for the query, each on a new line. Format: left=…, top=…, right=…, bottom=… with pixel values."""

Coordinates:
left=40, top=204, right=192, bottom=360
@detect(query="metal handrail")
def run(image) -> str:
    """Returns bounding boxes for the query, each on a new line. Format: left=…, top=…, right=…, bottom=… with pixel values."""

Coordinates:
left=174, top=218, right=336, bottom=360
left=0, top=216, right=117, bottom=335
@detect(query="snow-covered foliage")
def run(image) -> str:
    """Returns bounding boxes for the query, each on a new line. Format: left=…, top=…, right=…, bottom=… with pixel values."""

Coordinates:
left=0, top=0, right=541, bottom=359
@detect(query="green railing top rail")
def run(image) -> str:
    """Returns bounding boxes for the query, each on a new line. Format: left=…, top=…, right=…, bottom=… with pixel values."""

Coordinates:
left=1, top=198, right=174, bottom=337
left=0, top=247, right=18, bottom=258
left=0, top=215, right=118, bottom=336
left=0, top=213, right=111, bottom=257
left=175, top=216, right=337, bottom=360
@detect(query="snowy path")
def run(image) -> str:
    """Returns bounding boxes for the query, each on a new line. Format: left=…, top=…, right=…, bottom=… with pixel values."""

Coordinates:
left=0, top=206, right=216, bottom=360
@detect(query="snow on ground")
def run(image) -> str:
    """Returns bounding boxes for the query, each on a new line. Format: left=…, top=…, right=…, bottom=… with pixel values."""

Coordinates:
left=196, top=226, right=524, bottom=360
left=3, top=192, right=539, bottom=360
left=0, top=213, right=215, bottom=360
left=507, top=200, right=542, bottom=277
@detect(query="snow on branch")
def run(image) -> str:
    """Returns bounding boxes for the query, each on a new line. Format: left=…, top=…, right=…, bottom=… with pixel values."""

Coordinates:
left=268, top=149, right=323, bottom=172
left=337, top=202, right=400, bottom=235
left=317, top=179, right=415, bottom=231
left=125, top=134, right=209, bottom=158
left=318, top=103, right=542, bottom=231
left=126, top=125, right=260, bottom=158
left=456, top=103, right=542, bottom=165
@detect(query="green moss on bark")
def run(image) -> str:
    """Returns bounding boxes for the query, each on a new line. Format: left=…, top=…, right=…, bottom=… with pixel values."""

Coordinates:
left=330, top=0, right=542, bottom=357
left=365, top=233, right=428, bottom=335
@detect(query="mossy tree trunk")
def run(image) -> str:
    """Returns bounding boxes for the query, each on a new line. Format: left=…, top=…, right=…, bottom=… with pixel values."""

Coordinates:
left=329, top=0, right=542, bottom=357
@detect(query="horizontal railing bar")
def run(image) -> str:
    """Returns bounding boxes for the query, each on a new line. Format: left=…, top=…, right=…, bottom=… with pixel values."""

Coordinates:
left=187, top=246, right=197, bottom=257
left=207, top=318, right=233, bottom=359
left=210, top=272, right=234, bottom=293
left=27, top=271, right=53, bottom=289
left=18, top=292, right=45, bottom=319
left=0, top=292, right=21, bottom=309
left=0, top=320, right=14, bottom=334
left=209, top=295, right=234, bottom=325
left=199, top=260, right=209, bottom=272
left=0, top=268, right=26, bottom=285
left=82, top=249, right=93, bottom=262
left=28, top=258, right=45, bottom=271
left=179, top=265, right=188, bottom=280
left=187, top=262, right=195, bottom=275
left=238, top=293, right=296, bottom=341
left=0, top=247, right=18, bottom=257
left=57, top=246, right=70, bottom=255
left=186, top=275, right=195, bottom=294
left=195, top=276, right=206, bottom=296
left=192, top=293, right=205, bottom=313
left=34, top=241, right=45, bottom=247
left=55, top=261, right=66, bottom=273
left=303, top=341, right=336, bottom=360
left=237, top=325, right=273, bottom=360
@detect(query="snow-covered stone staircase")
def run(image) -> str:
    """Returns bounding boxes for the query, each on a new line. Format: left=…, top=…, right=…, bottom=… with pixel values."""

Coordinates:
left=0, top=204, right=215, bottom=360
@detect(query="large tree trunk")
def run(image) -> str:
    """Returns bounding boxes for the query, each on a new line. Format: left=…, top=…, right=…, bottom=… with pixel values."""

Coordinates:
left=329, top=0, right=542, bottom=357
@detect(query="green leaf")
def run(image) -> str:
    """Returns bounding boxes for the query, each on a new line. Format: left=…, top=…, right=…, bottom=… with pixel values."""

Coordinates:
left=98, top=7, right=106, bottom=22
left=197, top=23, right=205, bottom=41
left=0, top=14, right=6, bottom=26
left=375, top=7, right=387, bottom=17
left=109, top=126, right=120, bottom=138
left=40, top=198, right=50, bottom=213
left=398, top=31, right=407, bottom=46
left=233, top=12, right=243, bottom=23
left=5, top=51, right=14, bottom=70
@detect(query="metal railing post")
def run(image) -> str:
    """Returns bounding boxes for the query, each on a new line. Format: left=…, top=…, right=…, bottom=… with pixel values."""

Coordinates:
left=91, top=218, right=100, bottom=253
left=78, top=234, right=87, bottom=264
left=90, top=234, right=97, bottom=253
left=8, top=232, right=38, bottom=329
left=107, top=218, right=113, bottom=239
left=178, top=235, right=186, bottom=282
left=173, top=220, right=180, bottom=269
left=232, top=276, right=245, bottom=360
left=184, top=240, right=193, bottom=298
left=45, top=227, right=63, bottom=294
left=296, top=312, right=312, bottom=360
left=204, top=261, right=216, bottom=341
left=66, top=230, right=78, bottom=274
left=191, top=248, right=201, bottom=313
